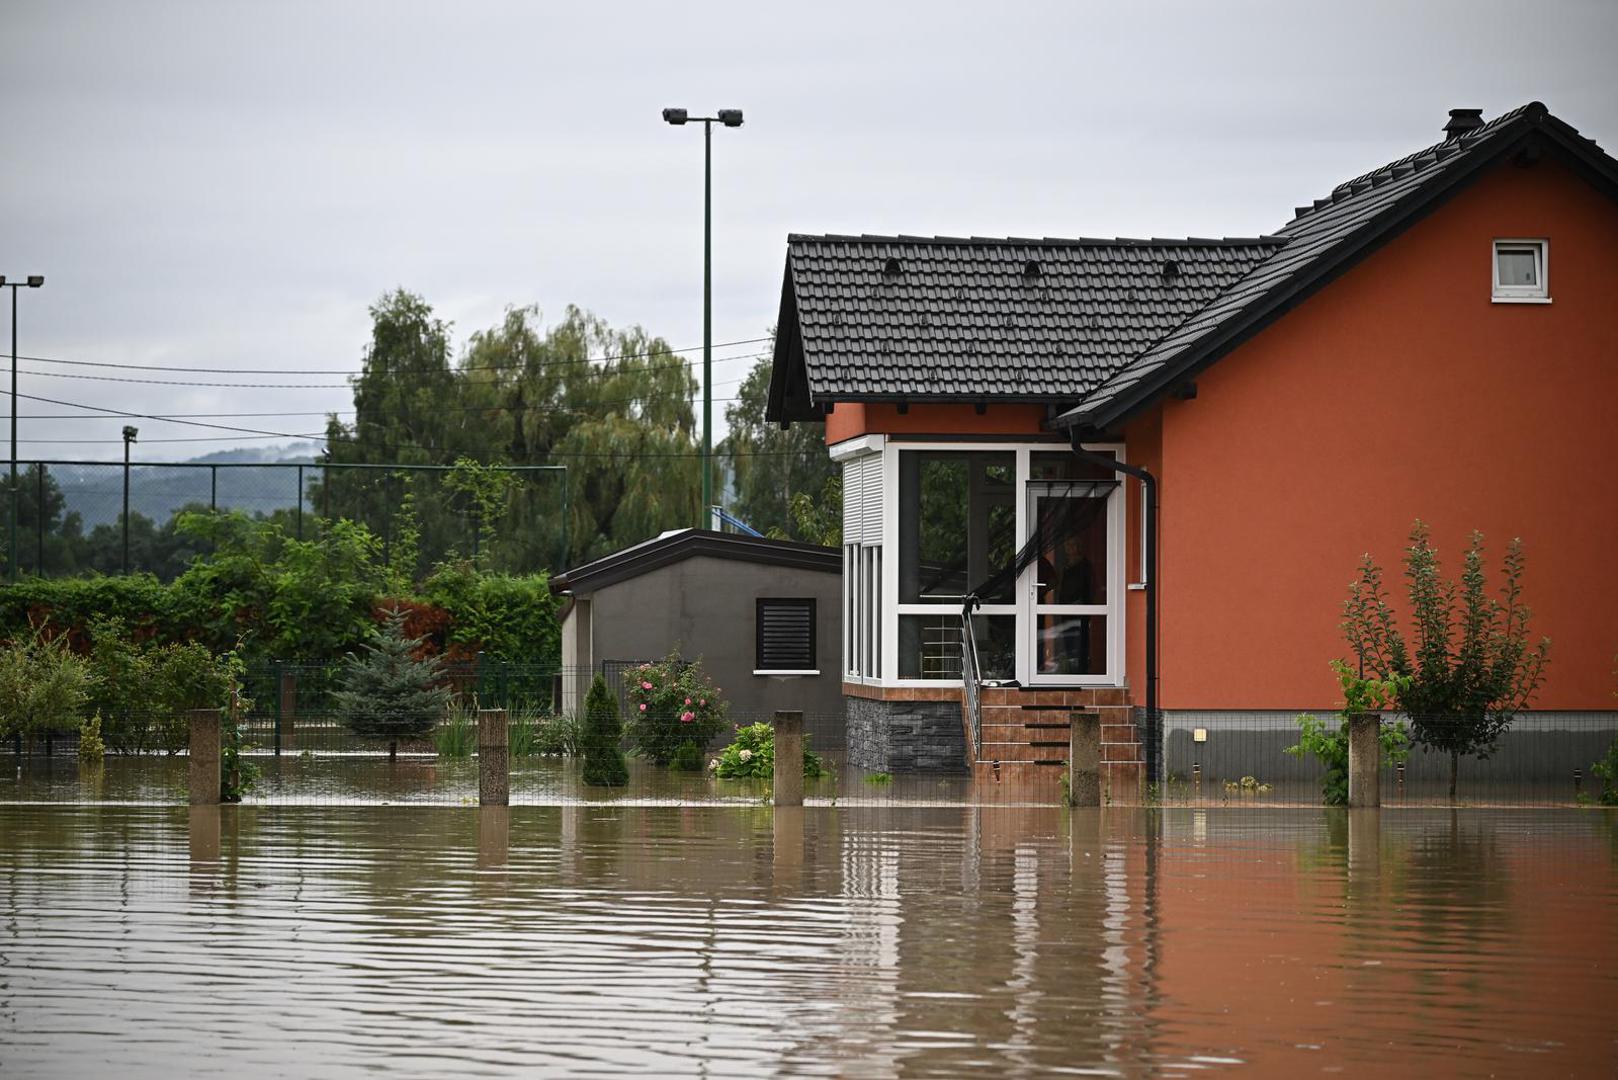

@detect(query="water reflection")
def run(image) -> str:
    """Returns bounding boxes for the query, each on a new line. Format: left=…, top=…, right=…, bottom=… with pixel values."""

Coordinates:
left=0, top=806, right=1614, bottom=1077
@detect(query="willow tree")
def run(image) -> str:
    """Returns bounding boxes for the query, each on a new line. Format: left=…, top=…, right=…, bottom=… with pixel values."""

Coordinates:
left=1342, top=521, right=1550, bottom=800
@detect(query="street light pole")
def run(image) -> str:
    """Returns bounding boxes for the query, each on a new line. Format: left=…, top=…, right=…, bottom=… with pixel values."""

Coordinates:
left=122, top=425, right=138, bottom=574
left=663, top=107, right=743, bottom=529
left=3, top=275, right=45, bottom=582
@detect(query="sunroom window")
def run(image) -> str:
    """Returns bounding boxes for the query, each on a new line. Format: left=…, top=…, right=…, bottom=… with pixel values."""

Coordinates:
left=897, top=451, right=1015, bottom=679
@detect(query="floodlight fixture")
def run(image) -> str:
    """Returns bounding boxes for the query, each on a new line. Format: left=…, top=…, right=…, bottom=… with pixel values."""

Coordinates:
left=662, top=107, right=688, bottom=125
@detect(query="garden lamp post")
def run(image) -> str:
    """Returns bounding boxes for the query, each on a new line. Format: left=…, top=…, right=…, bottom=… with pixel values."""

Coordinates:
left=3, top=274, right=45, bottom=582
left=122, top=425, right=138, bottom=574
left=661, top=106, right=743, bottom=528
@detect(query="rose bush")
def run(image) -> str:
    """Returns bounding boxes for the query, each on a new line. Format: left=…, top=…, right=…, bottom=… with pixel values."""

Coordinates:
left=626, top=653, right=727, bottom=765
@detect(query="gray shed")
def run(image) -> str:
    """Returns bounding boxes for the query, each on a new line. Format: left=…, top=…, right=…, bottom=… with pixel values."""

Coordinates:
left=550, top=529, right=843, bottom=726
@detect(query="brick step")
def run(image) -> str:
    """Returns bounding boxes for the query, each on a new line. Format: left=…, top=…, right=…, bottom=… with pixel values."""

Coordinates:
left=1101, top=761, right=1145, bottom=803
left=1101, top=742, right=1143, bottom=762
left=980, top=742, right=1072, bottom=763
left=979, top=688, right=1133, bottom=707
left=1101, top=723, right=1138, bottom=742
left=981, top=721, right=1070, bottom=734
left=1018, top=704, right=1100, bottom=714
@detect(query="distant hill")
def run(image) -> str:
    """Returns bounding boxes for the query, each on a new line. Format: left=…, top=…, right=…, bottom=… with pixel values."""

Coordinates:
left=45, top=443, right=324, bottom=528
left=182, top=445, right=321, bottom=466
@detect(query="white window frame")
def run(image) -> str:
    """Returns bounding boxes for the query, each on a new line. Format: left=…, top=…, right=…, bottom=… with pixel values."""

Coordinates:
left=1491, top=238, right=1550, bottom=303
left=881, top=439, right=1127, bottom=689
left=836, top=443, right=885, bottom=686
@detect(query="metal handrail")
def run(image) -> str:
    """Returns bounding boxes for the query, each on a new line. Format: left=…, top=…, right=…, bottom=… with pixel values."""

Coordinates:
left=960, top=595, right=983, bottom=761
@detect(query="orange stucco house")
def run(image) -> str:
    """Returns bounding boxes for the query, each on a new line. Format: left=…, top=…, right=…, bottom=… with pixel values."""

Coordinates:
left=765, top=103, right=1618, bottom=785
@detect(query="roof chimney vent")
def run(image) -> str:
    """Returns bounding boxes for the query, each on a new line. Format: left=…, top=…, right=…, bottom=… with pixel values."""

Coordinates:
left=1021, top=259, right=1042, bottom=282
left=1443, top=108, right=1484, bottom=140
left=881, top=256, right=902, bottom=281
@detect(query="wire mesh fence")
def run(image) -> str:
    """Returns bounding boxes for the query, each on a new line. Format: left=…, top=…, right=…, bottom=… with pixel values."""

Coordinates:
left=1, top=460, right=567, bottom=579
left=1155, top=712, right=1618, bottom=807
left=5, top=702, right=1615, bottom=809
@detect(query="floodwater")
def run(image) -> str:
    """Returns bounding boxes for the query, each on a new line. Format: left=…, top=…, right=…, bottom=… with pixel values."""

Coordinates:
left=2, top=804, right=1615, bottom=1077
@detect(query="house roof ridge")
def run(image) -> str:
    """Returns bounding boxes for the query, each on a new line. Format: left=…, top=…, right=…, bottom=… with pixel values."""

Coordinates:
left=1286, top=102, right=1563, bottom=225
left=785, top=232, right=1289, bottom=248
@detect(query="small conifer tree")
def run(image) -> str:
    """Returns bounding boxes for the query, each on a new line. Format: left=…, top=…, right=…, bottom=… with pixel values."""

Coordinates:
left=581, top=674, right=628, bottom=787
left=331, top=609, right=453, bottom=760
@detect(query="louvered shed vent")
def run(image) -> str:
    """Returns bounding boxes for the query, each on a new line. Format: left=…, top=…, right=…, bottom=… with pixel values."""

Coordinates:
left=756, top=598, right=816, bottom=672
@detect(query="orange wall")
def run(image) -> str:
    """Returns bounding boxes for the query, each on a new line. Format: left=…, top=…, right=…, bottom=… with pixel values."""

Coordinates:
left=1155, top=155, right=1618, bottom=710
left=825, top=402, right=1049, bottom=443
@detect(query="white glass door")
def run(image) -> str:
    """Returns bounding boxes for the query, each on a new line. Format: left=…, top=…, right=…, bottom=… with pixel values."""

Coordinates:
left=1026, top=482, right=1114, bottom=683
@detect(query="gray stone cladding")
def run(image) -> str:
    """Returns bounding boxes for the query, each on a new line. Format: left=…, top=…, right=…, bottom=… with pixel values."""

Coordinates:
left=846, top=695, right=969, bottom=774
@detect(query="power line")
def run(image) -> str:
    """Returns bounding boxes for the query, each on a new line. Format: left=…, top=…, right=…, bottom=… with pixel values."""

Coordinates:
left=6, top=391, right=818, bottom=459
left=15, top=378, right=751, bottom=422
left=10, top=335, right=771, bottom=376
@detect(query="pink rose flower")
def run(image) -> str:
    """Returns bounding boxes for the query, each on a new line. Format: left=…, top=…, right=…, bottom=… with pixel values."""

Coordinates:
left=685, top=697, right=692, bottom=706
left=680, top=711, right=694, bottom=723
left=639, top=703, right=647, bottom=712
left=699, top=699, right=707, bottom=707
left=641, top=681, right=653, bottom=690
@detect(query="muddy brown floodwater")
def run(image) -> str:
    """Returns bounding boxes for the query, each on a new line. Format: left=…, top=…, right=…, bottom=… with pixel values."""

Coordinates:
left=1, top=805, right=1615, bottom=1077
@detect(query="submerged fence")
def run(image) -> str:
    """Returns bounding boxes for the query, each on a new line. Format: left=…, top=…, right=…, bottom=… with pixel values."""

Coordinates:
left=1153, top=712, right=1618, bottom=807
left=1, top=460, right=567, bottom=579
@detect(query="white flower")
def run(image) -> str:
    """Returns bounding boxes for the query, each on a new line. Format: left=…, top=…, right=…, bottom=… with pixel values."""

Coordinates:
left=708, top=758, right=719, bottom=771
left=738, top=749, right=753, bottom=762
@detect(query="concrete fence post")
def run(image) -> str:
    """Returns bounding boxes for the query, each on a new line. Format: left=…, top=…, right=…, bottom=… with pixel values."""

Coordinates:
left=1068, top=710, right=1101, bottom=807
left=1347, top=712, right=1381, bottom=808
left=478, top=709, right=509, bottom=806
left=188, top=708, right=223, bottom=806
left=773, top=711, right=804, bottom=807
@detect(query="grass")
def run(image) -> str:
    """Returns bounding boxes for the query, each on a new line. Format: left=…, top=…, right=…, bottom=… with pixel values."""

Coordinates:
left=864, top=772, right=893, bottom=786
left=434, top=708, right=477, bottom=758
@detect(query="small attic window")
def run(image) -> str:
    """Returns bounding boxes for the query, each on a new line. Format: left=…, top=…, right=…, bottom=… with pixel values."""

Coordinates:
left=1021, top=259, right=1042, bottom=282
left=1492, top=239, right=1549, bottom=303
left=881, top=257, right=902, bottom=281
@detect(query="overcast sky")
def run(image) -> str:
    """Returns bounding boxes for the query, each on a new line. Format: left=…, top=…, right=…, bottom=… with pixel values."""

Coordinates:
left=3, top=0, right=1614, bottom=462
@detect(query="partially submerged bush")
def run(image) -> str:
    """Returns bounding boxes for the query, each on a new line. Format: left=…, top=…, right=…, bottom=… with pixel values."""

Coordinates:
left=710, top=722, right=827, bottom=781
left=627, top=654, right=726, bottom=765
left=1286, top=661, right=1411, bottom=805
left=88, top=618, right=240, bottom=754
left=581, top=675, right=628, bottom=787
left=0, top=628, right=93, bottom=747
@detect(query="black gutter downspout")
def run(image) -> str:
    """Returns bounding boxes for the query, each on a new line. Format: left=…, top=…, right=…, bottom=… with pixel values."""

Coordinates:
left=1068, top=432, right=1160, bottom=785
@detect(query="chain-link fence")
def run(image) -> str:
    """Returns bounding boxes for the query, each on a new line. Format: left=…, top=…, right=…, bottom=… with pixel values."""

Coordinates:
left=1, top=460, right=567, bottom=579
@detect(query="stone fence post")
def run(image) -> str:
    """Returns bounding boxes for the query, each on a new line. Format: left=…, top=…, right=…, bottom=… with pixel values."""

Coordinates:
left=1347, top=713, right=1380, bottom=808
left=773, top=711, right=804, bottom=807
left=188, top=708, right=223, bottom=806
left=478, top=709, right=509, bottom=806
left=1068, top=710, right=1101, bottom=807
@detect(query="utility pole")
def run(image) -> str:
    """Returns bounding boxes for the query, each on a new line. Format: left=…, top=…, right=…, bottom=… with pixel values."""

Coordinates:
left=3, top=274, right=45, bottom=581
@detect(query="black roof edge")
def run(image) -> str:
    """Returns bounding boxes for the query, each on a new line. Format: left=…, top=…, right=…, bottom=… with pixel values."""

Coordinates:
left=550, top=529, right=840, bottom=596
left=785, top=232, right=1289, bottom=248
left=1055, top=107, right=1617, bottom=433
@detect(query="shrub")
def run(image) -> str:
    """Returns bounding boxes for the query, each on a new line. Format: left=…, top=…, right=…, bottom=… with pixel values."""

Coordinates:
left=710, top=722, right=827, bottom=781
left=1285, top=661, right=1411, bottom=806
left=0, top=628, right=94, bottom=745
left=87, top=619, right=241, bottom=754
left=627, top=654, right=727, bottom=765
left=330, top=608, right=453, bottom=758
left=581, top=675, right=628, bottom=787
left=221, top=704, right=259, bottom=802
left=1593, top=736, right=1618, bottom=808
left=420, top=563, right=559, bottom=663
left=1342, top=521, right=1550, bottom=800
left=77, top=714, right=106, bottom=762
left=671, top=739, right=703, bottom=772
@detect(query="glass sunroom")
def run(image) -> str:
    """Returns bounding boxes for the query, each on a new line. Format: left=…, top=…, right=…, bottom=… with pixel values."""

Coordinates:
left=836, top=436, right=1129, bottom=690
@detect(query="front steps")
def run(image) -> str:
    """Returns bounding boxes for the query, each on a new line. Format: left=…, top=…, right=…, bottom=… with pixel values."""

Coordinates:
left=969, top=687, right=1145, bottom=804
